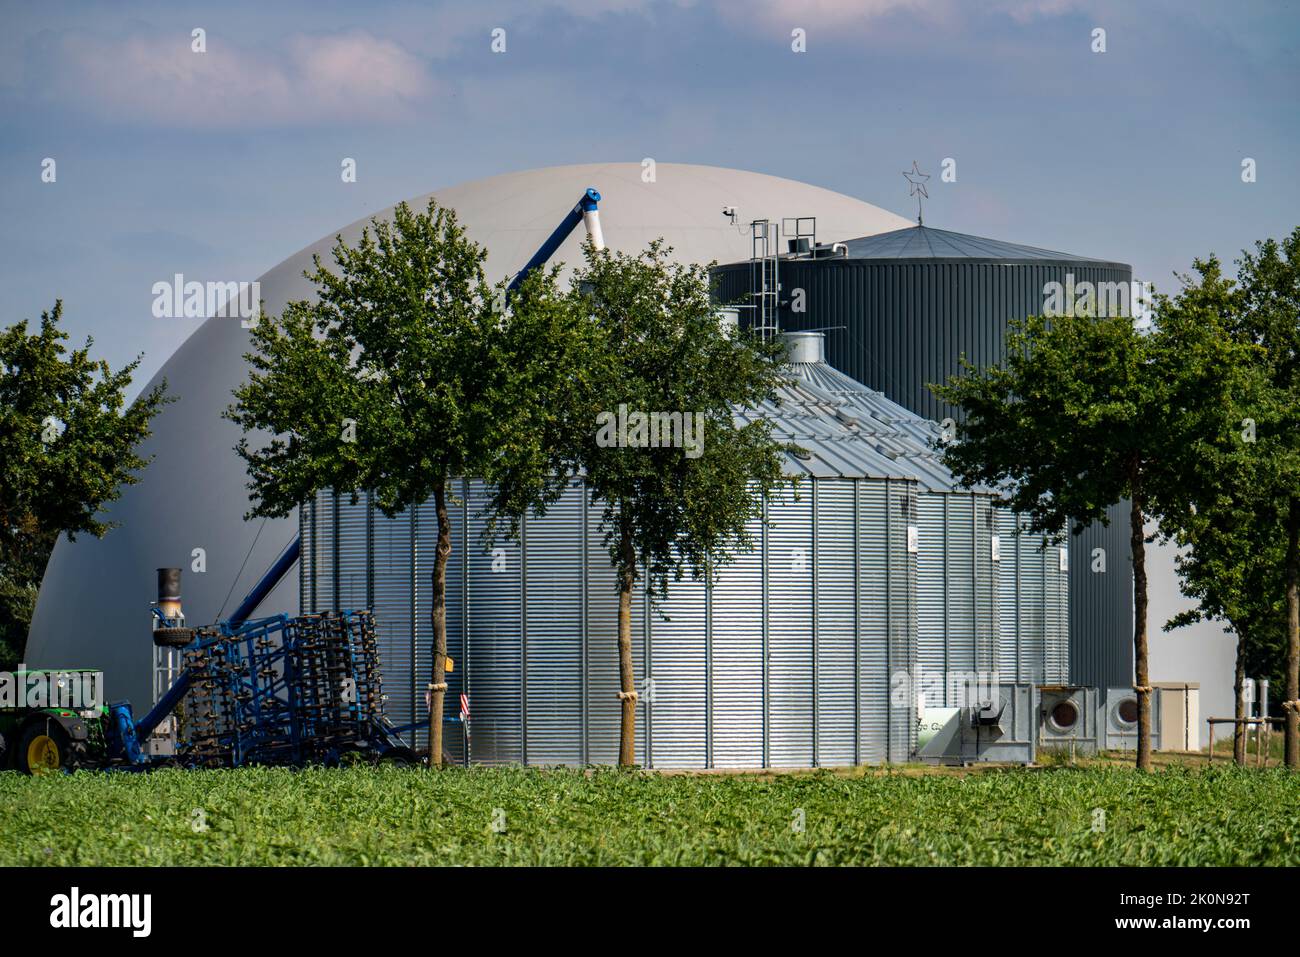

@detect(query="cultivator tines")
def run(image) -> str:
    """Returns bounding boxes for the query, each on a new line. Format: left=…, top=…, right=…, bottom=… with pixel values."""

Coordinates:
left=179, top=638, right=238, bottom=766
left=173, top=610, right=399, bottom=767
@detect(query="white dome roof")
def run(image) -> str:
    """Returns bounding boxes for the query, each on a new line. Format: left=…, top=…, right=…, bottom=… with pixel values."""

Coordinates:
left=26, top=162, right=911, bottom=705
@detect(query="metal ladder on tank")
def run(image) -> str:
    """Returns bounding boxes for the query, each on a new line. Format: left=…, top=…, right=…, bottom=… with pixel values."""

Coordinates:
left=749, top=219, right=780, bottom=341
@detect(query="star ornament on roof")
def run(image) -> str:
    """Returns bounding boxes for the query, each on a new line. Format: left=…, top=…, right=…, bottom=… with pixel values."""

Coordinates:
left=902, top=160, right=930, bottom=225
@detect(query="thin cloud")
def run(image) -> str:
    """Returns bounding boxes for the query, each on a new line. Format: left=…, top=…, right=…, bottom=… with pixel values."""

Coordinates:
left=716, top=0, right=1083, bottom=30
left=24, top=28, right=434, bottom=128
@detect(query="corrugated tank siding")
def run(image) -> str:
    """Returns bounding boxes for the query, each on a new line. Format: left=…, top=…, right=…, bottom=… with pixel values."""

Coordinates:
left=916, top=493, right=946, bottom=705
left=648, top=558, right=708, bottom=769
left=714, top=256, right=1135, bottom=691
left=996, top=509, right=1025, bottom=682
left=814, top=481, right=856, bottom=766
left=302, top=477, right=933, bottom=768
left=299, top=498, right=314, bottom=615
left=886, top=481, right=918, bottom=760
left=372, top=503, right=413, bottom=738
left=709, top=505, right=765, bottom=768
left=855, top=480, right=902, bottom=763
left=335, top=494, right=368, bottom=612
left=974, top=496, right=998, bottom=676
left=944, top=494, right=977, bottom=688
left=767, top=491, right=814, bottom=767
left=915, top=492, right=998, bottom=705
left=993, top=509, right=1071, bottom=685
left=1047, top=541, right=1070, bottom=684
left=1069, top=500, right=1132, bottom=686
left=522, top=481, right=585, bottom=765
left=465, top=480, right=523, bottom=764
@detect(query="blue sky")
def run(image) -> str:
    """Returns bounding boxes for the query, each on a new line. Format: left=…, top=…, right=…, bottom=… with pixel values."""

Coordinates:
left=2, top=0, right=1297, bottom=388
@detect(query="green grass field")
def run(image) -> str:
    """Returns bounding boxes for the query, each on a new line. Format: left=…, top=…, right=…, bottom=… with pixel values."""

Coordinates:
left=2, top=763, right=1297, bottom=866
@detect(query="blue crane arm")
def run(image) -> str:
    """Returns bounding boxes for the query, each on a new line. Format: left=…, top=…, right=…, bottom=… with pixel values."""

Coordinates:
left=507, top=188, right=601, bottom=292
left=226, top=188, right=601, bottom=624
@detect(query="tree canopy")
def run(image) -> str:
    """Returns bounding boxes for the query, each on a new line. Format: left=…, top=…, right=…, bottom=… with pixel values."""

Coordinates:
left=932, top=279, right=1256, bottom=769
left=0, top=300, right=168, bottom=669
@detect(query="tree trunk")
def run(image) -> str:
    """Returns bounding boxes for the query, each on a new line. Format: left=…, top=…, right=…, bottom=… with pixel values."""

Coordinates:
left=1285, top=496, right=1300, bottom=769
left=1233, top=637, right=1247, bottom=766
left=429, top=481, right=452, bottom=769
left=616, top=520, right=637, bottom=767
left=1129, top=483, right=1153, bottom=772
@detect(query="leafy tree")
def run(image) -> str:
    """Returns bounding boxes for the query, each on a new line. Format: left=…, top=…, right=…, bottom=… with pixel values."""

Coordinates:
left=1217, top=230, right=1300, bottom=767
left=932, top=284, right=1253, bottom=770
left=0, top=301, right=168, bottom=670
left=1149, top=255, right=1282, bottom=765
left=227, top=200, right=592, bottom=767
left=489, top=241, right=797, bottom=765
left=1165, top=478, right=1284, bottom=764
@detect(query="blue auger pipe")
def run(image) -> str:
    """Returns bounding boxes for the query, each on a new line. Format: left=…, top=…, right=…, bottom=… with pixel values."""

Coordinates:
left=219, top=190, right=602, bottom=625
left=227, top=538, right=301, bottom=628
left=507, top=188, right=602, bottom=293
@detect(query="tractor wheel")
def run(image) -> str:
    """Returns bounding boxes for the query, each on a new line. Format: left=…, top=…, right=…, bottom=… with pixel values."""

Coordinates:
left=17, top=721, right=80, bottom=775
left=153, top=626, right=196, bottom=648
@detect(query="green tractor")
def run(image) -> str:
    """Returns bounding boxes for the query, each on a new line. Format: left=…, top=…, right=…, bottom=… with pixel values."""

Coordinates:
left=0, top=669, right=110, bottom=774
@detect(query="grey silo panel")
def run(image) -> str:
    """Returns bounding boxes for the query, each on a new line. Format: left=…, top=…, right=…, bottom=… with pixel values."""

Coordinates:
left=522, top=482, right=584, bottom=766
left=335, top=493, right=368, bottom=612
left=309, top=489, right=334, bottom=613
left=995, top=510, right=1021, bottom=682
left=1069, top=501, right=1132, bottom=686
left=709, top=509, right=765, bottom=768
left=299, top=499, right=314, bottom=614
left=766, top=491, right=815, bottom=767
left=1017, top=525, right=1048, bottom=684
left=1047, top=542, right=1070, bottom=684
left=648, top=562, right=709, bottom=769
left=465, top=480, right=523, bottom=764
left=944, top=495, right=977, bottom=689
left=973, top=497, right=998, bottom=676
left=887, top=481, right=919, bottom=761
left=583, top=490, right=647, bottom=767
left=855, top=480, right=890, bottom=764
left=813, top=480, right=857, bottom=766
left=372, top=506, right=415, bottom=737
left=915, top=493, right=947, bottom=706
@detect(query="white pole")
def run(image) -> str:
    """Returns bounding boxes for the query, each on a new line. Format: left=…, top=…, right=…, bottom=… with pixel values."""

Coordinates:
left=582, top=208, right=605, bottom=251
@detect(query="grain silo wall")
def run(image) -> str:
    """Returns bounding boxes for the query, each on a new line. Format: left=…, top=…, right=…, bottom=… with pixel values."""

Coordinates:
left=301, top=476, right=920, bottom=768
left=713, top=258, right=1134, bottom=688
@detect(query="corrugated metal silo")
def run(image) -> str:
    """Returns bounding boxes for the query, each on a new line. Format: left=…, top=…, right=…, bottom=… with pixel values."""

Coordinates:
left=712, top=224, right=1133, bottom=689
left=301, top=376, right=926, bottom=768
left=783, top=333, right=1070, bottom=707
left=300, top=334, right=1069, bottom=767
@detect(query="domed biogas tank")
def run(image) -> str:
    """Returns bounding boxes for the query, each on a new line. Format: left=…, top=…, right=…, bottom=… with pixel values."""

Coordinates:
left=25, top=163, right=911, bottom=707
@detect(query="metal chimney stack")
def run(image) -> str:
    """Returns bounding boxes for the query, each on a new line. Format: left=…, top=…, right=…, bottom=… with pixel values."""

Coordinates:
left=155, top=567, right=183, bottom=626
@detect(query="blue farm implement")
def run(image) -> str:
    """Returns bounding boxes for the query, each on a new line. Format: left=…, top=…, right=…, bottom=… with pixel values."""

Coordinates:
left=109, top=610, right=415, bottom=770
